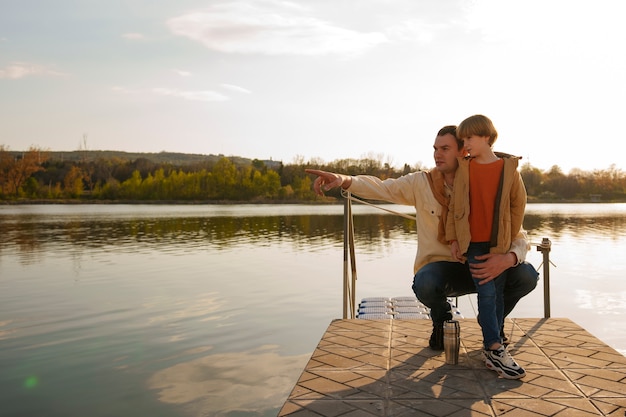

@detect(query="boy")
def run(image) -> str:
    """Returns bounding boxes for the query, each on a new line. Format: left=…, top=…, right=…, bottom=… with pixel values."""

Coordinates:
left=446, top=115, right=527, bottom=379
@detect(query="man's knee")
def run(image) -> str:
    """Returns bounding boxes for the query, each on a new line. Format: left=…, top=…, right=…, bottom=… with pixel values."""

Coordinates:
left=507, top=262, right=539, bottom=293
left=412, top=270, right=431, bottom=298
left=412, top=264, right=448, bottom=304
left=413, top=261, right=472, bottom=299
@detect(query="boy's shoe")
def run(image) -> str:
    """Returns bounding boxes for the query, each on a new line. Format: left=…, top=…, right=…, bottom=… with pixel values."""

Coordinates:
left=484, top=346, right=526, bottom=379
left=429, top=324, right=444, bottom=350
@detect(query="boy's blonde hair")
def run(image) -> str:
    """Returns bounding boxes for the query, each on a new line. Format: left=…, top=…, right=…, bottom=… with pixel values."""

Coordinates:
left=457, top=115, right=498, bottom=146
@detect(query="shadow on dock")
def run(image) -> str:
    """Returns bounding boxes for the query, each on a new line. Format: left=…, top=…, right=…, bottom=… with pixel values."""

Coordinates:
left=279, top=318, right=626, bottom=416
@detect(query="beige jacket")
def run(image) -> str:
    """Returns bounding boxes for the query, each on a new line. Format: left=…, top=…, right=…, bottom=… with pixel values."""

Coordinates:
left=349, top=170, right=529, bottom=274
left=445, top=154, right=527, bottom=255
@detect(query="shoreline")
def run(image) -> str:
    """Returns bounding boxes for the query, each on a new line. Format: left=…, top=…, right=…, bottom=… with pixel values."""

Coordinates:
left=1, top=198, right=625, bottom=205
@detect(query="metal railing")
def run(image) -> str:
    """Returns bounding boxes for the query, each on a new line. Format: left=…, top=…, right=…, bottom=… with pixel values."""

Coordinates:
left=342, top=192, right=554, bottom=319
left=342, top=191, right=357, bottom=319
left=537, top=238, right=552, bottom=318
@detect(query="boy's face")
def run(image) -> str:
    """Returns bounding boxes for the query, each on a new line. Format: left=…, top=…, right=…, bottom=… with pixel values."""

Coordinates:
left=461, top=135, right=490, bottom=157
left=433, top=133, right=465, bottom=175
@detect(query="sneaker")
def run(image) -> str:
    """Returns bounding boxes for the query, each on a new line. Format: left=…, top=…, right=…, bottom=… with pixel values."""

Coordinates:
left=429, top=324, right=444, bottom=350
left=484, top=346, right=526, bottom=379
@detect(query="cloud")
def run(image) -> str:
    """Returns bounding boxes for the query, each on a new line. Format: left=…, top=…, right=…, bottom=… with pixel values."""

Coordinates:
left=151, top=88, right=229, bottom=102
left=111, top=86, right=134, bottom=94
left=385, top=19, right=448, bottom=44
left=122, top=32, right=146, bottom=40
left=173, top=69, right=192, bottom=77
left=166, top=0, right=387, bottom=56
left=0, top=62, right=65, bottom=79
left=220, top=83, right=251, bottom=94
left=113, top=86, right=230, bottom=102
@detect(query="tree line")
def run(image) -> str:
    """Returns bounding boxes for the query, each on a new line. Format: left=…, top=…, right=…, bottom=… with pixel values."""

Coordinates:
left=2, top=145, right=626, bottom=202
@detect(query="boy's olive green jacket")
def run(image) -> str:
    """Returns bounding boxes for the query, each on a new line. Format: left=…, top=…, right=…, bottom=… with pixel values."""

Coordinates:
left=445, top=153, right=527, bottom=255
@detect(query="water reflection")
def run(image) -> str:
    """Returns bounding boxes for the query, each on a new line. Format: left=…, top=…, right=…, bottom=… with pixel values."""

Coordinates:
left=524, top=214, right=626, bottom=240
left=574, top=289, right=626, bottom=315
left=2, top=204, right=626, bottom=416
left=1, top=214, right=418, bottom=259
left=4, top=209, right=626, bottom=258
left=147, top=345, right=309, bottom=416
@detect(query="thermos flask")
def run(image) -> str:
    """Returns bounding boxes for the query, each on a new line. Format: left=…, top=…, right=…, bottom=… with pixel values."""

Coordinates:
left=443, top=320, right=460, bottom=364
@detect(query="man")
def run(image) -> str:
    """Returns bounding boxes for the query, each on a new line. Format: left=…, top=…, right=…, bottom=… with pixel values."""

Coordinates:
left=305, top=125, right=538, bottom=350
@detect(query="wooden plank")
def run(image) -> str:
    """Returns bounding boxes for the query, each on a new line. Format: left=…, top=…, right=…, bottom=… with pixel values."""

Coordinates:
left=279, top=318, right=626, bottom=416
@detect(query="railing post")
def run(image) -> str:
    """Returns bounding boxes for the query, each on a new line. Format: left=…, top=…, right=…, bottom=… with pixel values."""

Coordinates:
left=349, top=214, right=357, bottom=319
left=343, top=196, right=349, bottom=319
left=537, top=238, right=552, bottom=318
left=342, top=192, right=357, bottom=319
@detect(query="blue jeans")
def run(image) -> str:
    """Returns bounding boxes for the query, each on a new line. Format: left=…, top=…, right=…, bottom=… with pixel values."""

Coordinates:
left=466, top=242, right=505, bottom=349
left=412, top=254, right=538, bottom=342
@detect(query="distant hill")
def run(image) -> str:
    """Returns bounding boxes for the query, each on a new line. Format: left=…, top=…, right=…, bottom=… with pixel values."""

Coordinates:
left=10, top=150, right=282, bottom=169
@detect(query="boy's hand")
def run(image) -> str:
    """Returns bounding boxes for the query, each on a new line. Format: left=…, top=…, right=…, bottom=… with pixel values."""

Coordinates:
left=450, top=241, right=465, bottom=263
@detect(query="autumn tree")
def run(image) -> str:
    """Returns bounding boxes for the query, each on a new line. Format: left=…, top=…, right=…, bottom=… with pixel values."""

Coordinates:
left=0, top=146, right=48, bottom=197
left=210, top=157, right=238, bottom=199
left=520, top=163, right=544, bottom=197
left=119, top=170, right=143, bottom=199
left=63, top=165, right=87, bottom=198
left=0, top=145, right=13, bottom=196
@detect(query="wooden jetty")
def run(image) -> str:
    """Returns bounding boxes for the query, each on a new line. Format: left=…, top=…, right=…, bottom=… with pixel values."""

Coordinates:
left=279, top=317, right=626, bottom=416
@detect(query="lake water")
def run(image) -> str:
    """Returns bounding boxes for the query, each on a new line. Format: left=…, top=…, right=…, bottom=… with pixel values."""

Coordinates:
left=1, top=203, right=625, bottom=416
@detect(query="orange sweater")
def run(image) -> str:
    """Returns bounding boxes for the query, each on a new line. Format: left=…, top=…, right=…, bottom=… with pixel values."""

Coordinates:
left=468, top=159, right=503, bottom=242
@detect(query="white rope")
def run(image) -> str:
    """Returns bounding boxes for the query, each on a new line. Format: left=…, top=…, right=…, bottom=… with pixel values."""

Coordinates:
left=340, top=189, right=417, bottom=221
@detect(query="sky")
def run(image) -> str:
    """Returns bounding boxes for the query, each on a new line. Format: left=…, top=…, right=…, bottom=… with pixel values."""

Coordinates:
left=1, top=0, right=625, bottom=173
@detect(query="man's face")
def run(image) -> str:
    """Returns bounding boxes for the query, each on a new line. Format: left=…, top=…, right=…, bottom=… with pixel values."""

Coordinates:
left=433, top=133, right=464, bottom=174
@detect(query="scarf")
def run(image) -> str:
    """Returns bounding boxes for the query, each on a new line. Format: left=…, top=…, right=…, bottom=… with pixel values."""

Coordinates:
left=426, top=168, right=450, bottom=244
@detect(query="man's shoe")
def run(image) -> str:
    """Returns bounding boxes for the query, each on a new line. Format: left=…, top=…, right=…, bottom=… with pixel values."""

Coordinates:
left=429, top=324, right=444, bottom=350
left=484, top=346, right=526, bottom=379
